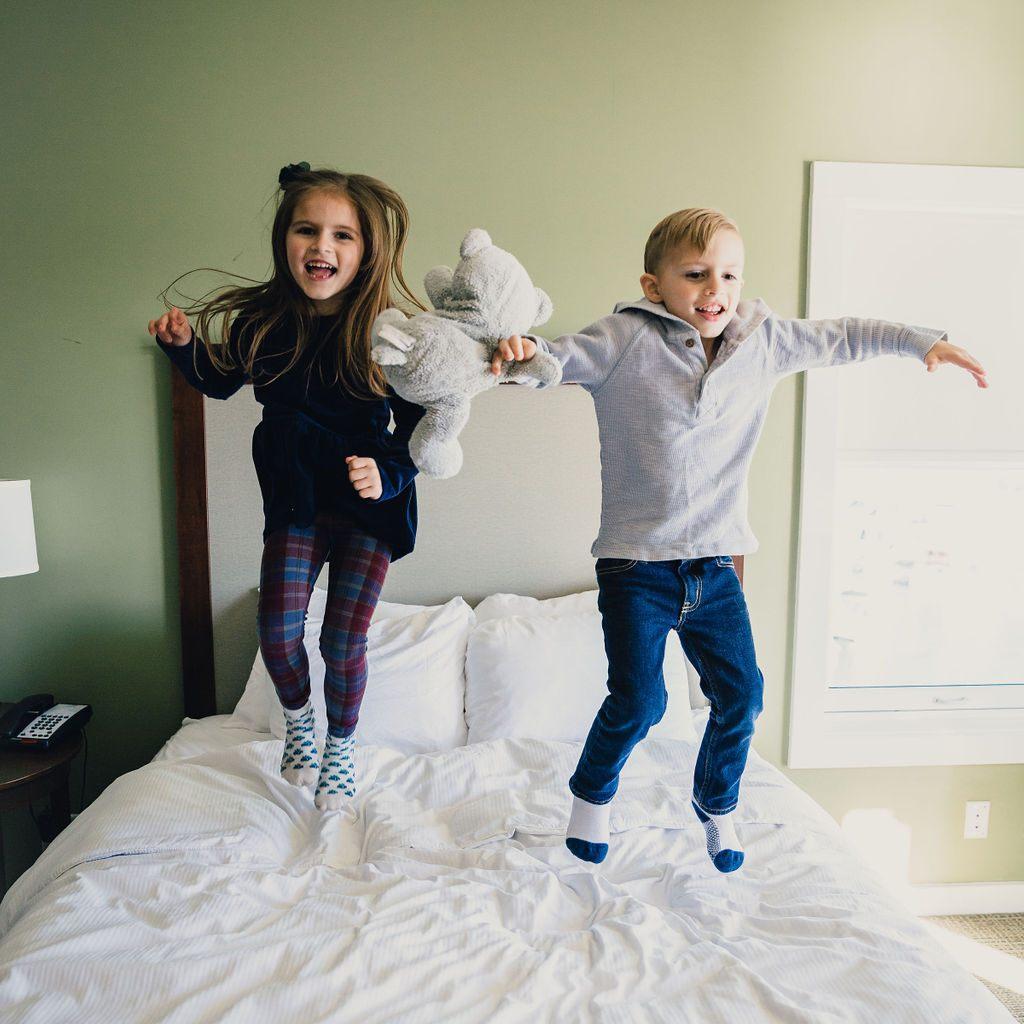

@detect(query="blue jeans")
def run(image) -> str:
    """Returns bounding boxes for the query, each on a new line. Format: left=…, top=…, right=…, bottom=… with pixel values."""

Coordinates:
left=568, top=556, right=764, bottom=815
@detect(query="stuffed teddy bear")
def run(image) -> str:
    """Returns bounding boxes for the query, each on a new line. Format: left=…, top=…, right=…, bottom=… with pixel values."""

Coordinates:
left=370, top=228, right=562, bottom=479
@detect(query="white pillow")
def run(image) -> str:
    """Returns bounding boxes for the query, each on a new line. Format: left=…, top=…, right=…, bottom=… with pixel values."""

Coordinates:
left=228, top=656, right=274, bottom=734
left=305, top=587, right=431, bottom=626
left=228, top=593, right=473, bottom=753
left=465, top=609, right=698, bottom=744
left=473, top=590, right=598, bottom=622
left=230, top=590, right=438, bottom=732
left=473, top=589, right=707, bottom=711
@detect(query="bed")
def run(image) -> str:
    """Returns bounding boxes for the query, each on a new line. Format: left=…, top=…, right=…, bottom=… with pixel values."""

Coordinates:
left=0, top=377, right=1012, bottom=1022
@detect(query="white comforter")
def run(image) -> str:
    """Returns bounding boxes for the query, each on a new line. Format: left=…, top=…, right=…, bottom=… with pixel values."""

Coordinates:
left=0, top=718, right=1010, bottom=1023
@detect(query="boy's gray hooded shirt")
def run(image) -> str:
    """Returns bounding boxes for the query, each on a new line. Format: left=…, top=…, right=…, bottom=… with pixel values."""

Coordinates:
left=532, top=298, right=946, bottom=561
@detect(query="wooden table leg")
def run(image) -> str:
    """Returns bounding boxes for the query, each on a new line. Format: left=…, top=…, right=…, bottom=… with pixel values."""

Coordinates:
left=49, top=766, right=72, bottom=834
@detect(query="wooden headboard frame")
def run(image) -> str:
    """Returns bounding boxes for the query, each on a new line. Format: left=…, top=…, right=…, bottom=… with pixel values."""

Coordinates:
left=170, top=373, right=744, bottom=717
left=172, top=374, right=217, bottom=718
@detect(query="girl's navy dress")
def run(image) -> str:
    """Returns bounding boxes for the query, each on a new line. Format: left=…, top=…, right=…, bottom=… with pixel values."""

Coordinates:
left=158, top=314, right=425, bottom=560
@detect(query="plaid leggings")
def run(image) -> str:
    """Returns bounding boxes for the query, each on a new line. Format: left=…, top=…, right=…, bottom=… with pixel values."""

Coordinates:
left=257, top=513, right=391, bottom=738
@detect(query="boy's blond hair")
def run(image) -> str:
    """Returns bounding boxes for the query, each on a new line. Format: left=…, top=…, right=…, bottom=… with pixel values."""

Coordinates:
left=643, top=208, right=740, bottom=274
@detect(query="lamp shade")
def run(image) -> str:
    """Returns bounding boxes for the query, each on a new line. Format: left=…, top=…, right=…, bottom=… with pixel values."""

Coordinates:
left=0, top=480, right=39, bottom=577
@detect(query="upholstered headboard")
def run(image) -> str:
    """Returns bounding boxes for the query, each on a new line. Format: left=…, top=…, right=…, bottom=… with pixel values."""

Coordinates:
left=170, top=375, right=741, bottom=716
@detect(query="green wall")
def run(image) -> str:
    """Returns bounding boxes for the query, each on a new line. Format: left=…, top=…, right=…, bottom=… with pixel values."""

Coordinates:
left=2, top=0, right=1021, bottom=888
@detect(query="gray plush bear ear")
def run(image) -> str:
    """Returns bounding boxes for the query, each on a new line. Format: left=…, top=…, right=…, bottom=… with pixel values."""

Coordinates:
left=460, top=228, right=492, bottom=259
left=533, top=287, right=554, bottom=328
left=424, top=265, right=454, bottom=308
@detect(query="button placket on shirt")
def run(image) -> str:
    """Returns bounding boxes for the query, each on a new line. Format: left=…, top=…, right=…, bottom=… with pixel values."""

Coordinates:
left=667, top=324, right=715, bottom=419
left=686, top=333, right=716, bottom=417
left=694, top=332, right=736, bottom=418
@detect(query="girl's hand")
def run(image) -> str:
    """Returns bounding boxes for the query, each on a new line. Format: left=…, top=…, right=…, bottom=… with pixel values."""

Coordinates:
left=346, top=456, right=382, bottom=500
left=148, top=306, right=193, bottom=347
left=924, top=340, right=988, bottom=388
left=490, top=334, right=537, bottom=375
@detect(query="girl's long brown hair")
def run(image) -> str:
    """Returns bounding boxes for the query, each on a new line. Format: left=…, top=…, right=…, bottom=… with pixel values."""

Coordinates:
left=161, top=167, right=424, bottom=399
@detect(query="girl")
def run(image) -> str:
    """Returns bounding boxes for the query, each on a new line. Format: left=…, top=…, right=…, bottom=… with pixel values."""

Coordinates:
left=148, top=163, right=426, bottom=811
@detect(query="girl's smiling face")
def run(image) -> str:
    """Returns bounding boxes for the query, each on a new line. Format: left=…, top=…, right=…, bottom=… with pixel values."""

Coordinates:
left=286, top=191, right=365, bottom=315
left=640, top=228, right=745, bottom=339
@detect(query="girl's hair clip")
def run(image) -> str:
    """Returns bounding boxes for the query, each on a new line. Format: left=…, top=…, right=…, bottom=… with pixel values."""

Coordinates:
left=278, top=162, right=311, bottom=187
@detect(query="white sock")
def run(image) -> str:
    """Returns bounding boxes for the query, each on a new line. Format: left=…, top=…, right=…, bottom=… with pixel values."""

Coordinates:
left=565, top=795, right=612, bottom=863
left=315, top=733, right=356, bottom=811
left=280, top=701, right=319, bottom=787
left=692, top=800, right=745, bottom=873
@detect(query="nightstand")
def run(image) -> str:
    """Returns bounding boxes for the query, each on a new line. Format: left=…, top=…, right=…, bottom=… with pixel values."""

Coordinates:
left=0, top=713, right=83, bottom=893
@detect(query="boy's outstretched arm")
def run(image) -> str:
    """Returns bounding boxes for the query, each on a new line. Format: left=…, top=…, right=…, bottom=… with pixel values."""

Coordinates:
left=491, top=316, right=628, bottom=390
left=766, top=315, right=987, bottom=388
left=922, top=339, right=988, bottom=387
left=491, top=335, right=536, bottom=373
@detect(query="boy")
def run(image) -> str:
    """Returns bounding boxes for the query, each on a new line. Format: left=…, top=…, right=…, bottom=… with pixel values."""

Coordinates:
left=493, top=208, right=986, bottom=869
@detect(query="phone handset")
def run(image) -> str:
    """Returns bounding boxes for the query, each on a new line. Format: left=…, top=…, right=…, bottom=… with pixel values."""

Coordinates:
left=0, top=694, right=54, bottom=739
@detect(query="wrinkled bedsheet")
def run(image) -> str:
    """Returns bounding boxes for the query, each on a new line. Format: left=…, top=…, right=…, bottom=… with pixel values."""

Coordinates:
left=0, top=717, right=1010, bottom=1023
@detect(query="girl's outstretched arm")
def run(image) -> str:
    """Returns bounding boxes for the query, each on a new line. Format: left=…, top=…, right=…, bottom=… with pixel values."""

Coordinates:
left=149, top=306, right=248, bottom=400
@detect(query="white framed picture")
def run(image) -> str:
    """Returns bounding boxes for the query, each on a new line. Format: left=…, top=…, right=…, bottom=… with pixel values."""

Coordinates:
left=788, top=161, right=1024, bottom=768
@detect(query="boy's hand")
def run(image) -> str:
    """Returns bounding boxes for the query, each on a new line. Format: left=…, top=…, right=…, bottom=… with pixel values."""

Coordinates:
left=924, top=340, right=988, bottom=388
left=346, top=455, right=382, bottom=500
left=148, top=306, right=193, bottom=347
left=490, top=334, right=537, bottom=375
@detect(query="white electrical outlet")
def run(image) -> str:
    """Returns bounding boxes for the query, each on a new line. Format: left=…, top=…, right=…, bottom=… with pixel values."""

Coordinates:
left=964, top=801, right=990, bottom=839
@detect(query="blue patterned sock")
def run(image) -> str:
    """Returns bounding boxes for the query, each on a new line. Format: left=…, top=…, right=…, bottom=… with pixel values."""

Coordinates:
left=692, top=800, right=745, bottom=873
left=280, top=701, right=319, bottom=787
left=315, top=732, right=356, bottom=811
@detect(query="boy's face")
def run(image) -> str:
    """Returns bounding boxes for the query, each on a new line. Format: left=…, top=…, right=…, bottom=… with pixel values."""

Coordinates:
left=640, top=229, right=745, bottom=340
left=286, top=191, right=365, bottom=315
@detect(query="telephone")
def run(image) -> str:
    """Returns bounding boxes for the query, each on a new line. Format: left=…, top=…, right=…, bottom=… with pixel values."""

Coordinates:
left=0, top=694, right=92, bottom=749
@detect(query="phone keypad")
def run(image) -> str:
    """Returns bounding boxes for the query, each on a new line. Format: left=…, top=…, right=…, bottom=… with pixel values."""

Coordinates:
left=19, top=712, right=71, bottom=739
